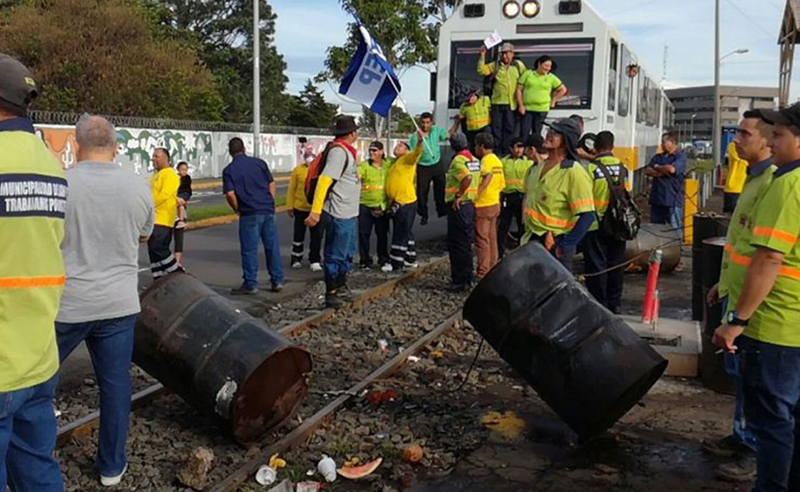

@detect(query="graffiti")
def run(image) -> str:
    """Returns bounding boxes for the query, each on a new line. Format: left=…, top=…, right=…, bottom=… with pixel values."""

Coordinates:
left=35, top=124, right=417, bottom=178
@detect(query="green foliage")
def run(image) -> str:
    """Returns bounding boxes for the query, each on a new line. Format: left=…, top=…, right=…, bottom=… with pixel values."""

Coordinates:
left=286, top=80, right=339, bottom=129
left=0, top=0, right=224, bottom=120
left=359, top=105, right=416, bottom=136
left=153, top=0, right=290, bottom=124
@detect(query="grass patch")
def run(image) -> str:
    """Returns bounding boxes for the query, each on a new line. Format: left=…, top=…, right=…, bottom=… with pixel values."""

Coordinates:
left=189, top=195, right=287, bottom=222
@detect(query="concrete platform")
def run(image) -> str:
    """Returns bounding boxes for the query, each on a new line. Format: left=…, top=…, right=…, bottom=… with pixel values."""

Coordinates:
left=620, top=315, right=702, bottom=378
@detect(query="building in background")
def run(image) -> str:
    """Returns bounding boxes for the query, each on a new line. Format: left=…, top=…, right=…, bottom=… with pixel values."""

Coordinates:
left=666, top=85, right=778, bottom=142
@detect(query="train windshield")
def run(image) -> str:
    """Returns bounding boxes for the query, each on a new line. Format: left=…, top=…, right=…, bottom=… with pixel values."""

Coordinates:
left=448, top=38, right=595, bottom=110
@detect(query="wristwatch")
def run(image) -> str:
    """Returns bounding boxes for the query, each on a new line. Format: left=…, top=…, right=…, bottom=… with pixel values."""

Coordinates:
left=727, top=311, right=750, bottom=327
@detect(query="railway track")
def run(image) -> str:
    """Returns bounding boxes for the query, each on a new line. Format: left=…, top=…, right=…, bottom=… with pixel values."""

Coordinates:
left=55, top=254, right=471, bottom=491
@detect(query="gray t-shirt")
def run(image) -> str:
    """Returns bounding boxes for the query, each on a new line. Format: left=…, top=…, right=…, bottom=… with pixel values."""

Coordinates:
left=56, top=162, right=154, bottom=323
left=322, top=145, right=360, bottom=219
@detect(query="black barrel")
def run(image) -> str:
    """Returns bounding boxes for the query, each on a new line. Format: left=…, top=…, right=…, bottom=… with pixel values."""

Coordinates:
left=700, top=237, right=735, bottom=394
left=464, top=242, right=668, bottom=439
left=624, top=224, right=682, bottom=274
left=692, top=214, right=730, bottom=320
left=134, top=273, right=313, bottom=445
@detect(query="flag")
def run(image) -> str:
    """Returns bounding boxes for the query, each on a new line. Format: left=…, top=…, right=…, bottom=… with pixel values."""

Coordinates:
left=338, top=19, right=401, bottom=117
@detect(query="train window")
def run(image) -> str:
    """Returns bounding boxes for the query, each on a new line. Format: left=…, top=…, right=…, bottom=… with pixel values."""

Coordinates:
left=636, top=70, right=647, bottom=124
left=447, top=38, right=595, bottom=110
left=618, top=45, right=632, bottom=117
left=608, top=39, right=618, bottom=112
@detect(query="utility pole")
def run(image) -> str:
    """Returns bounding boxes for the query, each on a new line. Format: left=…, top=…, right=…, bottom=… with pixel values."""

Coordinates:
left=713, top=0, right=721, bottom=170
left=253, top=0, right=261, bottom=158
left=662, top=44, right=668, bottom=83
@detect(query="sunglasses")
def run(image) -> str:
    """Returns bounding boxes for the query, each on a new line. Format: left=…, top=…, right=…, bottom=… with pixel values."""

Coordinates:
left=368, top=148, right=380, bottom=153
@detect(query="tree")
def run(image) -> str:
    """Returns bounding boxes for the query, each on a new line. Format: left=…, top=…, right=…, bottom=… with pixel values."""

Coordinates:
left=153, top=0, right=290, bottom=124
left=286, top=80, right=338, bottom=128
left=359, top=104, right=415, bottom=137
left=0, top=0, right=224, bottom=120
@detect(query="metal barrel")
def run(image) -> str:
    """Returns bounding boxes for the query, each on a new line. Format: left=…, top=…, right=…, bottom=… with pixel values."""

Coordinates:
left=464, top=242, right=668, bottom=439
left=699, top=237, right=734, bottom=394
left=134, top=273, right=313, bottom=445
left=691, top=214, right=730, bottom=320
left=624, top=224, right=682, bottom=274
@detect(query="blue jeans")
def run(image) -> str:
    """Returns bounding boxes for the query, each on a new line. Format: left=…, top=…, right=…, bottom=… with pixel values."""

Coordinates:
left=239, top=213, right=284, bottom=288
left=719, top=297, right=757, bottom=452
left=650, top=205, right=684, bottom=241
left=322, top=213, right=356, bottom=286
left=56, top=314, right=137, bottom=477
left=0, top=374, right=63, bottom=492
left=739, top=335, right=800, bottom=491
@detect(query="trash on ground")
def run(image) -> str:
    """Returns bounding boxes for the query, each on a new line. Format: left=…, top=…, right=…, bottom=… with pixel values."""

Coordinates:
left=269, top=453, right=287, bottom=470
left=403, top=444, right=424, bottom=463
left=317, top=455, right=337, bottom=482
left=480, top=411, right=525, bottom=439
left=176, top=446, right=215, bottom=490
left=296, top=481, right=322, bottom=491
left=255, top=465, right=277, bottom=486
left=338, top=457, right=383, bottom=480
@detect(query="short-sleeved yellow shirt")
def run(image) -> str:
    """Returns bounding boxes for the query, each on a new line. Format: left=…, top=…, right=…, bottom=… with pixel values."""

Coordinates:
left=475, top=153, right=506, bottom=208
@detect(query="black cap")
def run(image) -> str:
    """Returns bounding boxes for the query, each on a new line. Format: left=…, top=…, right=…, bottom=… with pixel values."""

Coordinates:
left=331, top=115, right=359, bottom=136
left=757, top=103, right=800, bottom=130
left=545, top=118, right=583, bottom=161
left=524, top=133, right=545, bottom=153
left=0, top=53, right=38, bottom=110
left=368, top=140, right=384, bottom=151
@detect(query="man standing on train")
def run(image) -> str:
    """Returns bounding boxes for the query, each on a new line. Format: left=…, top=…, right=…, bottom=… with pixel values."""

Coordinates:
left=644, top=132, right=686, bottom=240
left=477, top=42, right=525, bottom=153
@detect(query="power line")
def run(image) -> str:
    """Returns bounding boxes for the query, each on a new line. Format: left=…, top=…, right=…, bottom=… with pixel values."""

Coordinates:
left=724, top=0, right=776, bottom=41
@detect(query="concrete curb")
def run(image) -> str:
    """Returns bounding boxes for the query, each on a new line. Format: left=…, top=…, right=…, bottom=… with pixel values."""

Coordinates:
left=186, top=206, right=289, bottom=231
left=192, top=175, right=290, bottom=191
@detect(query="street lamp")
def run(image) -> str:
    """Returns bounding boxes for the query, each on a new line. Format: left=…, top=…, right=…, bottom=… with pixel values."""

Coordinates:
left=253, top=0, right=261, bottom=157
left=720, top=48, right=749, bottom=63
left=690, top=113, right=697, bottom=143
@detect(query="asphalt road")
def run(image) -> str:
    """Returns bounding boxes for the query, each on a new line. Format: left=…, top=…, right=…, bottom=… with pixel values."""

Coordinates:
left=190, top=180, right=289, bottom=208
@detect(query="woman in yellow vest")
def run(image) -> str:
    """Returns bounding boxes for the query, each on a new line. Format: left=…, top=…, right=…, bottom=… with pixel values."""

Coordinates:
left=724, top=141, right=748, bottom=213
left=452, top=90, right=491, bottom=152
left=357, top=141, right=390, bottom=269
left=522, top=119, right=595, bottom=272
left=287, top=150, right=323, bottom=271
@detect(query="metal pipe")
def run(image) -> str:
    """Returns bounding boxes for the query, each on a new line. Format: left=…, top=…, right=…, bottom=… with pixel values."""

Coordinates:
left=253, top=0, right=261, bottom=157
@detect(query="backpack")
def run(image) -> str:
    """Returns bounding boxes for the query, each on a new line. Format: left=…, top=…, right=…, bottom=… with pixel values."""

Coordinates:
left=483, top=58, right=525, bottom=97
left=593, top=159, right=641, bottom=241
left=304, top=141, right=345, bottom=204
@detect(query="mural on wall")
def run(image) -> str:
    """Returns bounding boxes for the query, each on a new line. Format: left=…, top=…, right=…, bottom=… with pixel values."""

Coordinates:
left=36, top=124, right=414, bottom=179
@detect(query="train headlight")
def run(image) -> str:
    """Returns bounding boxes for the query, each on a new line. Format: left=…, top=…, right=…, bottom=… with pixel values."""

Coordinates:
left=522, top=0, right=541, bottom=18
left=503, top=1, right=521, bottom=18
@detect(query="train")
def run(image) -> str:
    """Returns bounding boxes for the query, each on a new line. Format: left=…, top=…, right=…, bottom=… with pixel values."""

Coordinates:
left=432, top=0, right=675, bottom=191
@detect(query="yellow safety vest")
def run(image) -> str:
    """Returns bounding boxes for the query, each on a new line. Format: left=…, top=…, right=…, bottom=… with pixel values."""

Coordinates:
left=0, top=120, right=66, bottom=392
left=459, top=96, right=492, bottom=131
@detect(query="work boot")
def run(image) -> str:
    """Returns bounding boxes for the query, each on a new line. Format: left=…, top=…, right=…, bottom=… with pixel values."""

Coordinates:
left=230, top=284, right=258, bottom=295
left=702, top=435, right=748, bottom=458
left=336, top=274, right=352, bottom=300
left=325, top=293, right=345, bottom=308
left=717, top=456, right=756, bottom=482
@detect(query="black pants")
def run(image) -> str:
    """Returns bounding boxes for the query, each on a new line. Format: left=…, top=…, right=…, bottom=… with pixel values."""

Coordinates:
left=292, top=210, right=323, bottom=264
left=148, top=225, right=179, bottom=278
left=173, top=227, right=185, bottom=254
left=390, top=202, right=417, bottom=269
left=358, top=205, right=390, bottom=266
left=520, top=111, right=548, bottom=142
left=465, top=126, right=491, bottom=154
left=498, top=192, right=524, bottom=258
left=416, top=163, right=447, bottom=221
left=583, top=230, right=627, bottom=312
left=723, top=192, right=740, bottom=214
left=447, top=202, right=475, bottom=286
left=491, top=104, right=517, bottom=153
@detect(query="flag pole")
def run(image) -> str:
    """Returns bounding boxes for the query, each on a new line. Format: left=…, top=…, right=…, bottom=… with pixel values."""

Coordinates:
left=384, top=75, right=433, bottom=156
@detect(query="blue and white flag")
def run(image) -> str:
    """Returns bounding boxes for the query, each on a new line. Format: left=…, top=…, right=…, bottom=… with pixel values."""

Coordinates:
left=338, top=20, right=401, bottom=117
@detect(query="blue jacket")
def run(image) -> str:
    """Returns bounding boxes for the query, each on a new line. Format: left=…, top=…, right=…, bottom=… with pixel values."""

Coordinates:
left=648, top=152, right=686, bottom=208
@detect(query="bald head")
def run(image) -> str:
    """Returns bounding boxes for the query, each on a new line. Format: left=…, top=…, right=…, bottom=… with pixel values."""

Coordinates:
left=76, top=114, right=117, bottom=163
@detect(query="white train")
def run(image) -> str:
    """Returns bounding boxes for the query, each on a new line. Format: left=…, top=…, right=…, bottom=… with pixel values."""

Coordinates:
left=432, top=0, right=675, bottom=190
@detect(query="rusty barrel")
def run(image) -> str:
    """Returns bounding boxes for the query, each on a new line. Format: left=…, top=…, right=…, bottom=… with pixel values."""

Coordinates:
left=134, top=273, right=313, bottom=445
left=700, top=237, right=735, bottom=394
left=624, top=224, right=682, bottom=274
left=464, top=242, right=668, bottom=439
left=692, top=214, right=730, bottom=320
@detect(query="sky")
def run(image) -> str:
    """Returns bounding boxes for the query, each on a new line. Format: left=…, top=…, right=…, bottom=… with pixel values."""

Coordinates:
left=269, top=0, right=798, bottom=115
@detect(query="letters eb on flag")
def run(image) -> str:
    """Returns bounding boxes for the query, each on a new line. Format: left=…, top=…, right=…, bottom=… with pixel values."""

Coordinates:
left=338, top=23, right=401, bottom=117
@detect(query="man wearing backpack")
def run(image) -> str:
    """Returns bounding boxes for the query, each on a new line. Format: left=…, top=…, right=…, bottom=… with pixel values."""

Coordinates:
left=583, top=131, right=630, bottom=313
left=305, top=115, right=360, bottom=308
left=478, top=43, right=525, bottom=154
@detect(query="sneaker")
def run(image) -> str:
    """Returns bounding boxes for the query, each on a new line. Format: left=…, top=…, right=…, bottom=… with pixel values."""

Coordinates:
left=360, top=263, right=372, bottom=270
left=381, top=264, right=394, bottom=273
left=100, top=464, right=127, bottom=487
left=310, top=262, right=323, bottom=272
left=291, top=261, right=302, bottom=269
left=702, top=435, right=747, bottom=458
left=270, top=283, right=284, bottom=293
left=325, top=293, right=345, bottom=308
left=404, top=261, right=419, bottom=269
left=230, top=285, right=258, bottom=295
left=717, top=456, right=756, bottom=482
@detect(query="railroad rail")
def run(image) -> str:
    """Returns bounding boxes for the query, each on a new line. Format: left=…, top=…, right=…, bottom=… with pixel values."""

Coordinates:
left=55, top=255, right=450, bottom=448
